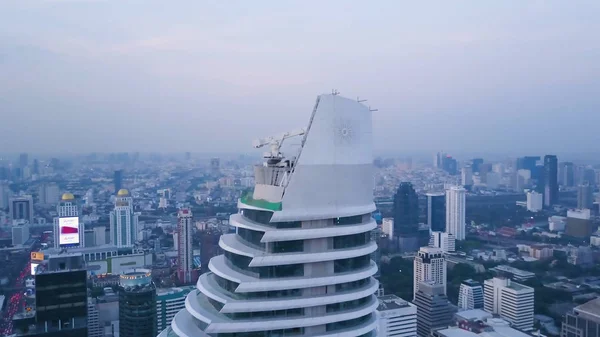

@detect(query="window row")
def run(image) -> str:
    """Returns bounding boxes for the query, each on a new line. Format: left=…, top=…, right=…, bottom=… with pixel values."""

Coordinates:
left=333, top=232, right=370, bottom=249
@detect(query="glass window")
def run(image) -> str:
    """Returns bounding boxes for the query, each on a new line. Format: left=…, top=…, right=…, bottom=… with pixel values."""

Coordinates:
left=237, top=227, right=265, bottom=249
left=326, top=295, right=371, bottom=313
left=271, top=240, right=304, bottom=253
left=333, top=233, right=370, bottom=249
left=225, top=308, right=303, bottom=320
left=224, top=251, right=304, bottom=278
left=326, top=313, right=372, bottom=331
left=333, top=215, right=363, bottom=226
left=335, top=278, right=370, bottom=292
left=240, top=209, right=273, bottom=225
left=334, top=255, right=371, bottom=273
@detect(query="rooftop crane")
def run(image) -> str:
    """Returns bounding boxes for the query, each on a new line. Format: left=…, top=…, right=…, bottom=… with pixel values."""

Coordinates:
left=252, top=128, right=306, bottom=163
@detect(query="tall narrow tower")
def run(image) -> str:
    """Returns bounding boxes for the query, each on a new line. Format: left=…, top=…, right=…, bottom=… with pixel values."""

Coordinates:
left=110, top=189, right=138, bottom=248
left=446, top=186, right=466, bottom=240
left=177, top=208, right=195, bottom=284
left=54, top=192, right=84, bottom=248
left=413, top=247, right=446, bottom=297
left=159, top=94, right=379, bottom=337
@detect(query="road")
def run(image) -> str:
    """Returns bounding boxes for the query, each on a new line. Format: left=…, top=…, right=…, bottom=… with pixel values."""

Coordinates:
left=0, top=261, right=30, bottom=336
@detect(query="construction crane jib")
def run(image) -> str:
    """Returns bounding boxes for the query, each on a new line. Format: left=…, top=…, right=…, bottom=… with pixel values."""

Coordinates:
left=252, top=128, right=306, bottom=160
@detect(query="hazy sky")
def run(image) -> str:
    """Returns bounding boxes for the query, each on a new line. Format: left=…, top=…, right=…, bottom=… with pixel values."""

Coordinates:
left=1, top=1, right=600, bottom=156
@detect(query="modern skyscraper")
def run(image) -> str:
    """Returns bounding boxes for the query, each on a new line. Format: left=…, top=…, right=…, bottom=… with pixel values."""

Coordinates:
left=177, top=208, right=195, bottom=284
left=560, top=162, right=575, bottom=187
left=413, top=247, right=446, bottom=297
left=484, top=277, right=534, bottom=331
left=9, top=195, right=34, bottom=224
left=110, top=189, right=138, bottom=248
left=38, top=182, right=60, bottom=205
left=393, top=182, right=420, bottom=252
left=445, top=186, right=466, bottom=240
left=471, top=158, right=484, bottom=173
left=429, top=231, right=455, bottom=253
left=577, top=183, right=594, bottom=210
left=461, top=166, right=473, bottom=187
left=457, top=279, right=484, bottom=310
left=0, top=181, right=11, bottom=209
left=517, top=156, right=540, bottom=178
left=159, top=94, right=379, bottom=337
left=13, top=253, right=89, bottom=336
left=526, top=191, right=543, bottom=212
left=114, top=169, right=123, bottom=193
left=561, top=297, right=600, bottom=337
left=210, top=158, right=220, bottom=175
left=426, top=192, right=446, bottom=232
left=413, top=281, right=452, bottom=337
left=543, top=155, right=558, bottom=207
left=376, top=295, right=417, bottom=337
left=19, top=152, right=29, bottom=169
left=119, top=269, right=157, bottom=337
left=54, top=193, right=84, bottom=249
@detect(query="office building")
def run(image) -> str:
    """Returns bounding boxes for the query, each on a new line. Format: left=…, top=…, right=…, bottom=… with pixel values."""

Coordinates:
left=471, top=158, right=484, bottom=173
left=457, top=279, right=484, bottom=310
left=119, top=269, right=157, bottom=337
left=483, top=277, right=534, bottom=331
left=446, top=186, right=466, bottom=240
left=114, top=169, right=123, bottom=193
left=393, top=182, right=420, bottom=252
left=156, top=287, right=194, bottom=334
left=489, top=265, right=535, bottom=282
left=159, top=94, right=379, bottom=337
left=13, top=253, right=88, bottom=336
left=413, top=282, right=452, bottom=337
left=177, top=208, right=196, bottom=284
left=376, top=295, right=417, bottom=337
left=38, top=182, right=60, bottom=205
left=567, top=245, right=594, bottom=268
left=93, top=226, right=106, bottom=246
left=414, top=247, right=446, bottom=297
left=19, top=152, right=29, bottom=168
left=461, top=166, right=473, bottom=187
left=88, top=298, right=103, bottom=337
left=12, top=222, right=30, bottom=245
left=577, top=184, right=594, bottom=210
left=0, top=181, right=11, bottom=209
left=9, top=195, right=34, bottom=224
left=517, top=156, right=540, bottom=179
left=110, top=189, right=139, bottom=248
left=426, top=193, right=446, bottom=232
left=543, top=155, right=558, bottom=207
left=54, top=193, right=84, bottom=249
left=561, top=297, right=600, bottom=337
left=526, top=191, right=543, bottom=212
left=382, top=217, right=394, bottom=238
left=429, top=231, right=455, bottom=253
left=565, top=209, right=594, bottom=238
left=210, top=158, right=220, bottom=175
left=560, top=162, right=575, bottom=187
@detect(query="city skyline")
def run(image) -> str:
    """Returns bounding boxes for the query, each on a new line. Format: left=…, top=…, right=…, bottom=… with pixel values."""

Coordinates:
left=2, top=1, right=600, bottom=154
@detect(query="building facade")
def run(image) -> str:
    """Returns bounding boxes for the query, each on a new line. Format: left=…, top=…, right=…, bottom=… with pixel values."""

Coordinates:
left=393, top=182, right=420, bottom=253
left=483, top=277, right=534, bottom=331
left=119, top=269, right=157, bottom=337
left=156, top=287, right=193, bottom=333
left=445, top=186, right=466, bottom=240
left=110, top=189, right=139, bottom=248
left=577, top=184, right=594, bottom=210
left=158, top=94, right=379, bottom=336
left=561, top=297, right=600, bottom=337
left=413, top=282, right=452, bottom=337
left=177, top=209, right=195, bottom=284
left=457, top=279, right=483, bottom=310
left=9, top=195, right=34, bottom=224
left=426, top=193, right=446, bottom=233
left=54, top=193, right=84, bottom=249
left=376, top=295, right=417, bottom=337
left=526, top=191, right=543, bottom=212
left=544, top=155, right=558, bottom=207
left=414, top=247, right=446, bottom=297
left=429, top=232, right=455, bottom=253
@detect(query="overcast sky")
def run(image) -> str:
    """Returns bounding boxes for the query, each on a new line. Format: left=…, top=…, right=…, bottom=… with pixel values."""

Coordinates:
left=1, top=1, right=600, bottom=156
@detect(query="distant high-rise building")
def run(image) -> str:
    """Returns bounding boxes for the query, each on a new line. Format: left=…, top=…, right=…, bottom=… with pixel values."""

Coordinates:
left=577, top=184, right=594, bottom=210
left=54, top=192, right=84, bottom=248
left=110, top=189, right=138, bottom=248
left=429, top=231, right=455, bottom=253
left=484, top=277, right=534, bottom=331
left=32, top=159, right=40, bottom=175
left=561, top=297, right=600, bottom=337
left=560, top=162, right=575, bottom=187
left=382, top=217, right=394, bottom=238
left=114, top=169, right=123, bottom=193
left=414, top=247, right=446, bottom=297
left=457, top=279, right=484, bottom=310
left=9, top=195, right=34, bottom=224
left=461, top=166, right=473, bottom=187
left=543, top=155, right=558, bottom=207
left=156, top=287, right=193, bottom=333
left=19, top=152, right=28, bottom=169
left=471, top=158, right=484, bottom=173
left=118, top=269, right=157, bottom=337
left=565, top=209, right=594, bottom=238
left=210, top=158, right=220, bottom=175
left=526, top=191, right=543, bottom=212
left=0, top=182, right=11, bottom=209
left=413, top=281, right=452, bottom=337
left=393, top=182, right=420, bottom=252
left=38, top=182, right=60, bottom=205
left=426, top=192, right=446, bottom=232
left=446, top=186, right=466, bottom=240
left=517, top=156, right=540, bottom=179
left=376, top=295, right=417, bottom=337
left=88, top=298, right=103, bottom=337
left=12, top=222, right=30, bottom=245
left=435, top=152, right=458, bottom=175
left=177, top=209, right=195, bottom=284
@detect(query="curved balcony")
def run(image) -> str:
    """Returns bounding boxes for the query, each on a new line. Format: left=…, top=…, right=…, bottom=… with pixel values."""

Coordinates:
left=230, top=213, right=377, bottom=242
left=209, top=255, right=378, bottom=292
left=170, top=308, right=210, bottom=337
left=219, top=234, right=377, bottom=267
left=197, top=272, right=379, bottom=313
left=185, top=289, right=379, bottom=334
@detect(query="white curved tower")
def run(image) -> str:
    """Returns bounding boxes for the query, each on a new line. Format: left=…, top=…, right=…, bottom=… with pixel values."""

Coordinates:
left=160, top=94, right=378, bottom=337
